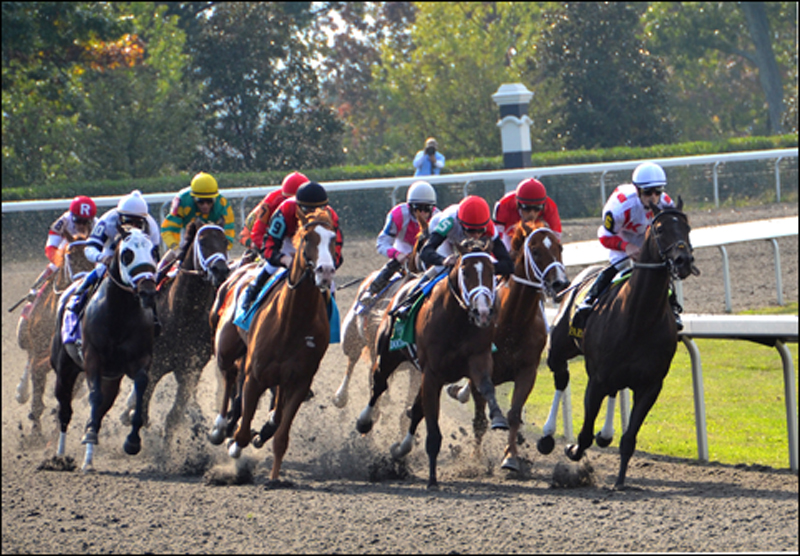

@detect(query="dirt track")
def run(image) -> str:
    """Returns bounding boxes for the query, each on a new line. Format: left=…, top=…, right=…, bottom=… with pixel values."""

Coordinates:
left=2, top=202, right=798, bottom=553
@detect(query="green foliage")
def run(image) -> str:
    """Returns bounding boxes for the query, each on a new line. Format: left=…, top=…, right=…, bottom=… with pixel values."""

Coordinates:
left=539, top=2, right=675, bottom=149
left=191, top=2, right=344, bottom=173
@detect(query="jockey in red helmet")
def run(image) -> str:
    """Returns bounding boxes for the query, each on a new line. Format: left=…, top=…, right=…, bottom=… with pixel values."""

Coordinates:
left=493, top=178, right=562, bottom=251
left=241, top=171, right=309, bottom=251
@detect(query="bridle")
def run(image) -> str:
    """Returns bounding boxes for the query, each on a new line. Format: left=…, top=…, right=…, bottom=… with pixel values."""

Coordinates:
left=633, top=209, right=693, bottom=280
left=448, top=251, right=496, bottom=313
left=179, top=224, right=228, bottom=279
left=287, top=219, right=334, bottom=290
left=511, top=228, right=566, bottom=297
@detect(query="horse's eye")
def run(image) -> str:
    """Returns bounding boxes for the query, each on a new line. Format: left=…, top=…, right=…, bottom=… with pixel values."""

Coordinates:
left=121, top=249, right=134, bottom=266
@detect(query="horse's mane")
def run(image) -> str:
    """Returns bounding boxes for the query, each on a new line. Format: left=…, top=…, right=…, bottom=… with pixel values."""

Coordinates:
left=180, top=220, right=200, bottom=257
left=510, top=220, right=546, bottom=255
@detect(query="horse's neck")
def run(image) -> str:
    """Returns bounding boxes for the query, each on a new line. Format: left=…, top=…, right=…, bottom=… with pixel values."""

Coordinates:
left=503, top=276, right=542, bottom=323
left=623, top=240, right=671, bottom=322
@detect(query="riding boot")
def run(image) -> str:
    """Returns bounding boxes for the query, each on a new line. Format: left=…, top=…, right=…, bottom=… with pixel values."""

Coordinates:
left=155, top=249, right=178, bottom=285
left=391, top=265, right=440, bottom=319
left=669, top=289, right=684, bottom=331
left=28, top=263, right=58, bottom=301
left=241, top=264, right=271, bottom=313
left=363, top=258, right=402, bottom=302
left=68, top=266, right=103, bottom=315
left=573, top=265, right=618, bottom=327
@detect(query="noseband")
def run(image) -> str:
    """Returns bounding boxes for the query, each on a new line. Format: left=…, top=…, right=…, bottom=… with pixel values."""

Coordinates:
left=287, top=219, right=334, bottom=290
left=633, top=209, right=692, bottom=280
left=511, top=228, right=566, bottom=296
left=180, top=224, right=228, bottom=279
left=448, top=252, right=496, bottom=312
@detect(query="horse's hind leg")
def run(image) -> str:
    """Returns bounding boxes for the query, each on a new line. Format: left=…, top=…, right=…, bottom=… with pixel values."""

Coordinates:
left=615, top=382, right=662, bottom=489
left=27, top=357, right=50, bottom=435
left=123, top=367, right=149, bottom=456
left=565, top=378, right=605, bottom=463
left=356, top=341, right=407, bottom=434
left=15, top=358, right=33, bottom=404
left=54, top=357, right=81, bottom=457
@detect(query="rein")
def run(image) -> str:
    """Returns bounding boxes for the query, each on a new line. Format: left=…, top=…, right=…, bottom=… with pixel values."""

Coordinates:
left=511, top=228, right=566, bottom=293
left=448, top=252, right=495, bottom=312
left=286, top=219, right=334, bottom=290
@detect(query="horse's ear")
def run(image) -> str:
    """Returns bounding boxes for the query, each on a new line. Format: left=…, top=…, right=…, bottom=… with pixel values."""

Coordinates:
left=481, top=237, right=492, bottom=252
left=296, top=205, right=309, bottom=227
left=676, top=196, right=683, bottom=212
left=650, top=201, right=661, bottom=214
left=215, top=215, right=225, bottom=227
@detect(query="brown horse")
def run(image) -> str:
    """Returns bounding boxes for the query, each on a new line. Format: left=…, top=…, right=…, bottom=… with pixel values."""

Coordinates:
left=539, top=199, right=699, bottom=488
left=333, top=215, right=429, bottom=410
left=457, top=221, right=569, bottom=472
left=52, top=227, right=159, bottom=471
left=356, top=237, right=508, bottom=489
left=211, top=209, right=337, bottom=483
left=15, top=237, right=93, bottom=434
left=120, top=220, right=229, bottom=441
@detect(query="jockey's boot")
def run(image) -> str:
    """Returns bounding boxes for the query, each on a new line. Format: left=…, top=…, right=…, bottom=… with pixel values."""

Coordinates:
left=573, top=265, right=617, bottom=329
left=154, top=248, right=178, bottom=285
left=28, top=263, right=58, bottom=301
left=362, top=258, right=402, bottom=303
left=68, top=266, right=105, bottom=316
left=241, top=264, right=272, bottom=313
left=391, top=265, right=439, bottom=319
left=669, top=289, right=684, bottom=332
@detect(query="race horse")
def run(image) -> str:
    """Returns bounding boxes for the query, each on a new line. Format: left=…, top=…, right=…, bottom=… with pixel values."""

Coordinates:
left=356, top=237, right=508, bottom=490
left=538, top=199, right=699, bottom=488
left=453, top=221, right=569, bottom=472
left=15, top=236, right=94, bottom=434
left=333, top=216, right=429, bottom=411
left=209, top=209, right=337, bottom=483
left=120, top=219, right=229, bottom=442
left=51, top=227, right=159, bottom=471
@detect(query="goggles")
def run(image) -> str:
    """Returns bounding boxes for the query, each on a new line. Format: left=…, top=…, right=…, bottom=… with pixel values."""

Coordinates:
left=464, top=227, right=487, bottom=236
left=518, top=203, right=544, bottom=212
left=640, top=188, right=664, bottom=197
left=195, top=197, right=215, bottom=206
left=410, top=204, right=433, bottom=213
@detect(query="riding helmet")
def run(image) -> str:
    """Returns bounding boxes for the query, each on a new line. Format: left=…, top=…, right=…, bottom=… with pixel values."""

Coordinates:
left=295, top=181, right=328, bottom=208
left=117, top=190, right=149, bottom=218
left=406, top=181, right=437, bottom=206
left=190, top=172, right=219, bottom=198
left=516, top=178, right=547, bottom=204
left=632, top=162, right=667, bottom=189
left=70, top=196, right=97, bottom=219
left=457, top=196, right=491, bottom=230
left=281, top=172, right=309, bottom=197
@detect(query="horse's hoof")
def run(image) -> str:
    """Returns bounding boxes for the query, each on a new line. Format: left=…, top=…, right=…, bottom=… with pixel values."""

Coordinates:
left=251, top=433, right=264, bottom=449
left=501, top=456, right=520, bottom=472
left=228, top=442, right=242, bottom=459
left=15, top=385, right=30, bottom=404
left=389, top=442, right=410, bottom=460
left=427, top=481, right=440, bottom=491
left=208, top=428, right=225, bottom=446
left=355, top=418, right=373, bottom=435
left=537, top=435, right=555, bottom=455
left=595, top=432, right=612, bottom=448
left=81, top=463, right=95, bottom=473
left=564, top=444, right=582, bottom=462
left=446, top=384, right=464, bottom=403
left=123, top=435, right=141, bottom=455
left=81, top=431, right=98, bottom=445
left=490, top=416, right=509, bottom=431
left=332, top=391, right=347, bottom=409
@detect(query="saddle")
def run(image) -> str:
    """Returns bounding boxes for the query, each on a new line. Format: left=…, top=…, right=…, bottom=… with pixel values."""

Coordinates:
left=568, top=268, right=632, bottom=340
left=388, top=270, right=449, bottom=351
left=233, top=269, right=288, bottom=331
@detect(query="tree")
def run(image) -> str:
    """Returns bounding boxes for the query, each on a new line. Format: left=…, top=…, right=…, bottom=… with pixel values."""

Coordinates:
left=644, top=2, right=796, bottom=138
left=190, top=2, right=344, bottom=172
left=539, top=2, right=675, bottom=149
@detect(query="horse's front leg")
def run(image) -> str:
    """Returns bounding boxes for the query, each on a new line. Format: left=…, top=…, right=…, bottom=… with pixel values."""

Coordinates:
left=469, top=355, right=508, bottom=431
left=334, top=308, right=363, bottom=408
left=390, top=389, right=424, bottom=460
left=229, top=373, right=264, bottom=458
left=54, top=357, right=81, bottom=458
left=28, top=356, right=50, bottom=434
left=123, top=367, right=148, bottom=456
left=82, top=371, right=121, bottom=471
left=565, top=378, right=605, bottom=463
left=421, top=375, right=444, bottom=490
left=15, top=358, right=32, bottom=404
left=469, top=383, right=488, bottom=459
left=501, top=366, right=537, bottom=472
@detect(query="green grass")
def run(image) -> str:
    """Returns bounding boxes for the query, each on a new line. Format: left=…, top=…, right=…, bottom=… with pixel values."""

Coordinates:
left=520, top=302, right=799, bottom=469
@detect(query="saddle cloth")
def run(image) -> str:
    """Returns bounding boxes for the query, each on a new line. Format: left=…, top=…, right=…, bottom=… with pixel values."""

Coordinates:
left=389, top=270, right=448, bottom=351
left=232, top=268, right=340, bottom=344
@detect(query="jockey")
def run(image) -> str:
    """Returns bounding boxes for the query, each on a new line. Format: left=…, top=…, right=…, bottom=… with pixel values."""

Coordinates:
left=573, top=162, right=683, bottom=330
left=361, top=180, right=441, bottom=302
left=68, top=190, right=162, bottom=332
left=394, top=195, right=513, bottom=317
left=493, top=178, right=562, bottom=251
left=240, top=171, right=308, bottom=251
left=156, top=172, right=235, bottom=283
left=26, top=196, right=97, bottom=303
left=240, top=181, right=344, bottom=313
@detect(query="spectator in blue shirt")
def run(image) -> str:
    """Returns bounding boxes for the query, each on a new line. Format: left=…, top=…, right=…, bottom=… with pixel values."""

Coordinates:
left=413, top=137, right=445, bottom=176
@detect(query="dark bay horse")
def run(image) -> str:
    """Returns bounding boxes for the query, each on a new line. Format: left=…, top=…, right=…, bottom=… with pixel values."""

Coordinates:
left=16, top=237, right=93, bottom=433
left=334, top=216, right=429, bottom=410
left=539, top=199, right=699, bottom=488
left=356, top=237, right=508, bottom=489
left=460, top=222, right=569, bottom=472
left=211, top=209, right=337, bottom=482
left=120, top=220, right=229, bottom=441
left=51, top=228, right=159, bottom=471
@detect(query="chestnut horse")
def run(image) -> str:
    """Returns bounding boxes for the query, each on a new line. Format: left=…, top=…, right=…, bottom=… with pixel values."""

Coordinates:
left=539, top=199, right=699, bottom=488
left=210, top=209, right=337, bottom=483
left=120, top=220, right=229, bottom=441
left=15, top=237, right=93, bottom=433
left=333, top=215, right=429, bottom=410
left=456, top=221, right=569, bottom=472
left=51, top=227, right=159, bottom=471
left=356, top=237, right=508, bottom=489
